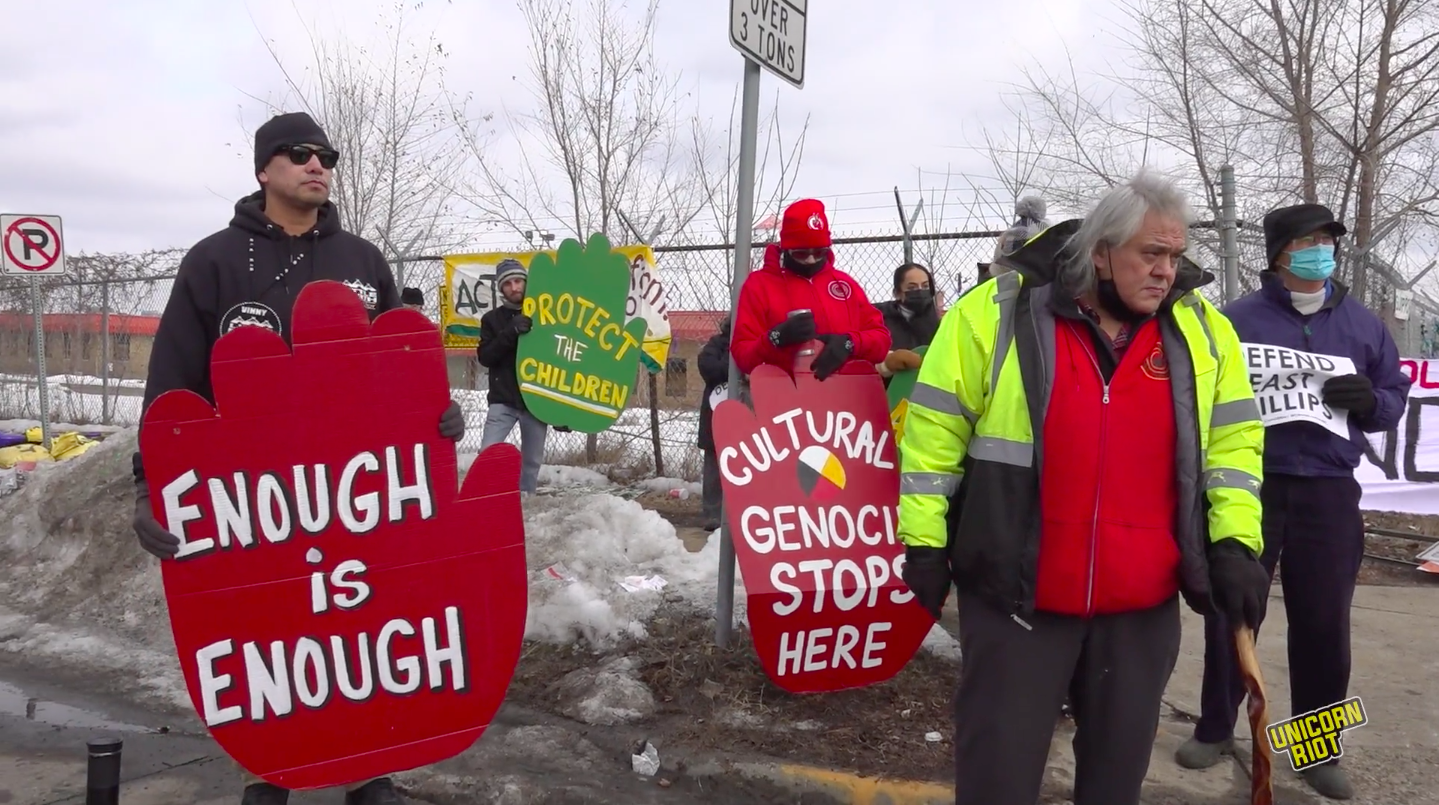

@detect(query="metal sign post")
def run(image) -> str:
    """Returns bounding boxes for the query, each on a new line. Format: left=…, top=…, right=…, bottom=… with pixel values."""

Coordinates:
left=717, top=1, right=808, bottom=649
left=2, top=214, right=68, bottom=452
left=30, top=277, right=52, bottom=450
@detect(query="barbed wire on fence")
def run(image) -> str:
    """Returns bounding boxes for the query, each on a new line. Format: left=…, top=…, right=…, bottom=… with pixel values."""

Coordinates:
left=1, top=224, right=1434, bottom=481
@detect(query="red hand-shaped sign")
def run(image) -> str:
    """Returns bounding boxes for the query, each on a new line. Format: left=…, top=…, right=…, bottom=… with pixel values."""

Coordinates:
left=139, top=281, right=527, bottom=789
left=712, top=348, right=932, bottom=693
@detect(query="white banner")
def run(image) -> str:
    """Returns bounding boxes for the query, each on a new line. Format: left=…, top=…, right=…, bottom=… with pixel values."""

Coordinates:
left=1241, top=343, right=1357, bottom=439
left=1356, top=358, right=1439, bottom=515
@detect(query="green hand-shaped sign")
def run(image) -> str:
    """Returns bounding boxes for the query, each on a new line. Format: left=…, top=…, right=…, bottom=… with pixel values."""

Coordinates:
left=516, top=233, right=649, bottom=433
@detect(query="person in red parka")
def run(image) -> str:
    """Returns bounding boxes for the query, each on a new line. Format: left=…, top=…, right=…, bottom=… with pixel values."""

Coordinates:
left=731, top=198, right=891, bottom=379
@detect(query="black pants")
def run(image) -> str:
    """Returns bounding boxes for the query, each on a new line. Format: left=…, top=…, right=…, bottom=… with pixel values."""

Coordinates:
left=1195, top=473, right=1365, bottom=746
left=952, top=592, right=1181, bottom=805
left=701, top=447, right=722, bottom=525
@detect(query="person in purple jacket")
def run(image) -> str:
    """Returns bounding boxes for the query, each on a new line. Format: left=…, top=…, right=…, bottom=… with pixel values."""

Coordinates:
left=1174, top=203, right=1412, bottom=800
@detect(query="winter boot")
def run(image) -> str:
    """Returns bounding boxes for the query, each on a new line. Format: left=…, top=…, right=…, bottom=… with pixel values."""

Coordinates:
left=1301, top=762, right=1354, bottom=800
left=1174, top=736, right=1235, bottom=769
left=239, top=782, right=289, bottom=805
left=345, top=777, right=407, bottom=805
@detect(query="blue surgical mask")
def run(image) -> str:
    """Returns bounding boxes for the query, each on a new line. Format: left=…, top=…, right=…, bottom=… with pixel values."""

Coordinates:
left=1288, top=244, right=1336, bottom=281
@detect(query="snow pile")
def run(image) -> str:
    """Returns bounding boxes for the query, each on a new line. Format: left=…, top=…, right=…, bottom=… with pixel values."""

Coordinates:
left=632, top=476, right=702, bottom=497
left=538, top=464, right=613, bottom=489
left=0, top=425, right=946, bottom=715
left=0, top=427, right=186, bottom=708
left=521, top=492, right=740, bottom=649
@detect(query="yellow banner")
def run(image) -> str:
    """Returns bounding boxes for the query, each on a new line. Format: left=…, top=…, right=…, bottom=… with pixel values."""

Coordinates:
left=440, top=244, right=672, bottom=373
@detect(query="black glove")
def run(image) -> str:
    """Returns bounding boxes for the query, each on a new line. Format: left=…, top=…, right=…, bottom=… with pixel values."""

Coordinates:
left=810, top=334, right=854, bottom=380
left=553, top=425, right=573, bottom=433
left=767, top=312, right=815, bottom=348
left=1208, top=539, right=1270, bottom=630
left=510, top=314, right=533, bottom=336
left=438, top=400, right=465, bottom=442
left=901, top=546, right=951, bottom=619
left=1321, top=373, right=1375, bottom=417
left=133, top=481, right=180, bottom=559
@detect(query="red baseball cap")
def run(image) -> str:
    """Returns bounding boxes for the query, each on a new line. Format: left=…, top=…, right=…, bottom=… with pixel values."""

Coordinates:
left=779, top=198, right=832, bottom=251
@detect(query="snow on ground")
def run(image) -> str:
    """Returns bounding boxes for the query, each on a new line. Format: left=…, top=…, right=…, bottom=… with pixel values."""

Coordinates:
left=633, top=476, right=702, bottom=497
left=0, top=428, right=187, bottom=709
left=0, top=380, right=707, bottom=479
left=538, top=464, right=615, bottom=489
left=0, top=424, right=956, bottom=714
left=0, top=428, right=742, bottom=710
left=521, top=491, right=739, bottom=649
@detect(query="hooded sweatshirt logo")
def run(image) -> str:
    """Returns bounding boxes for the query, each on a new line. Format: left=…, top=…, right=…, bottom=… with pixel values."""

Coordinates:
left=342, top=279, right=379, bottom=309
left=220, top=302, right=283, bottom=337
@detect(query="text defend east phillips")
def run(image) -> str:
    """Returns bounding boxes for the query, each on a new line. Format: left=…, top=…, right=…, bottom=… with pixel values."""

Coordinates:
left=1242, top=343, right=1357, bottom=439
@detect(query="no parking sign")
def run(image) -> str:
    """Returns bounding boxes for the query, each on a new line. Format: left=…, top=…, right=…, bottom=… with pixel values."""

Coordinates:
left=1, top=214, right=66, bottom=276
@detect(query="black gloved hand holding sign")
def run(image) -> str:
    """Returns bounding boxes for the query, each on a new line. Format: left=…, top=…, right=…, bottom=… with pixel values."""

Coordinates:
left=510, top=314, right=533, bottom=336
left=901, top=546, right=951, bottom=619
left=438, top=400, right=466, bottom=442
left=810, top=333, right=854, bottom=380
left=1208, top=538, right=1270, bottom=630
left=1321, top=373, right=1375, bottom=418
left=768, top=310, right=816, bottom=348
left=133, top=481, right=180, bottom=559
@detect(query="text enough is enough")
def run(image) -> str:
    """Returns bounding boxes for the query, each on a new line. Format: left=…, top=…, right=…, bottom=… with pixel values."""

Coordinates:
left=195, top=606, right=469, bottom=727
left=159, top=444, right=438, bottom=558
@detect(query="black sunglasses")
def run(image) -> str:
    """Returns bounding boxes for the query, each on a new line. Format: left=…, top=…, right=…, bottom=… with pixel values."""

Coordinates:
left=278, top=144, right=340, bottom=169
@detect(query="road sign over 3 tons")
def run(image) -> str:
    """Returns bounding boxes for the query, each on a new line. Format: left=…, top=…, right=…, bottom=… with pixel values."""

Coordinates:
left=1, top=214, right=66, bottom=276
left=730, top=0, right=807, bottom=89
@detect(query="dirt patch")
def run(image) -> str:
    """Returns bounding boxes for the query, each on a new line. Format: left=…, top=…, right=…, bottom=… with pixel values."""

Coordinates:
left=1364, top=510, right=1439, bottom=537
left=508, top=611, right=959, bottom=784
left=633, top=491, right=711, bottom=530
left=1359, top=510, right=1439, bottom=587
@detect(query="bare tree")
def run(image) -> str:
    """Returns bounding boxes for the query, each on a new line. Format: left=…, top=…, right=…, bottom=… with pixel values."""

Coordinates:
left=677, top=88, right=809, bottom=307
left=249, top=0, right=473, bottom=272
left=457, top=0, right=698, bottom=244
left=454, top=0, right=808, bottom=311
left=976, top=0, right=1439, bottom=304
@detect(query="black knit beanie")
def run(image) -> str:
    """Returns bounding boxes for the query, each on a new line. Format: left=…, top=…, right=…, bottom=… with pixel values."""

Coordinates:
left=254, top=112, right=334, bottom=175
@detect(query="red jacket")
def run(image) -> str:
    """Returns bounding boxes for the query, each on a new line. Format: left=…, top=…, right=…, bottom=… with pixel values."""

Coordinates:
left=730, top=244, right=891, bottom=375
left=1034, top=318, right=1182, bottom=616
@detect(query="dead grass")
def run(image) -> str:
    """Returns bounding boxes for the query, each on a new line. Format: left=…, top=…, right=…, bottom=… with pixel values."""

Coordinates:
left=546, top=438, right=654, bottom=482
left=505, top=610, right=960, bottom=783
left=1358, top=510, right=1439, bottom=586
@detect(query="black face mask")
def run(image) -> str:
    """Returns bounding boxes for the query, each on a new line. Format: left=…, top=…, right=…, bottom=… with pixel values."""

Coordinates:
left=1095, top=278, right=1148, bottom=323
left=902, top=288, right=934, bottom=312
left=782, top=252, right=827, bottom=277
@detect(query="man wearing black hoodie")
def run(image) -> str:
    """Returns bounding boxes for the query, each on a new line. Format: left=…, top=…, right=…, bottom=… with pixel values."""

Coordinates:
left=130, top=111, right=461, bottom=805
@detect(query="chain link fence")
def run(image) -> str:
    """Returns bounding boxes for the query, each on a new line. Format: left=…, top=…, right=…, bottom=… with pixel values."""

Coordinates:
left=2, top=223, right=1434, bottom=481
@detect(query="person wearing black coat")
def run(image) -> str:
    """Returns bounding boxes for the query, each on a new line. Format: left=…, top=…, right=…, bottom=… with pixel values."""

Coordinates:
left=696, top=317, right=732, bottom=530
left=476, top=258, right=551, bottom=496
left=873, top=263, right=940, bottom=387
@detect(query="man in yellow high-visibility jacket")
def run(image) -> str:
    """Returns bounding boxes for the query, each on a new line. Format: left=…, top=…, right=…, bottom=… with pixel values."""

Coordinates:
left=897, top=170, right=1271, bottom=805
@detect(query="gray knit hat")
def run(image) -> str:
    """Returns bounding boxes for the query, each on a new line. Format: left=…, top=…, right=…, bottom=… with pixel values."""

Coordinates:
left=993, top=196, right=1050, bottom=262
left=494, top=258, right=527, bottom=286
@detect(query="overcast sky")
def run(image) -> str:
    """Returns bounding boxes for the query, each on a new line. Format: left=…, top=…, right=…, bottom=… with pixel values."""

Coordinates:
left=0, top=0, right=1118, bottom=257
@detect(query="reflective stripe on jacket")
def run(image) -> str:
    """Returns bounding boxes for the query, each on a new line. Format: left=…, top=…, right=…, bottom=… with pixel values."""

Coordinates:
left=896, top=221, right=1265, bottom=617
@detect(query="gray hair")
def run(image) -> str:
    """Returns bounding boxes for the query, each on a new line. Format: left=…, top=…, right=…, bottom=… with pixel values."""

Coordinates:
left=1060, top=168, right=1193, bottom=296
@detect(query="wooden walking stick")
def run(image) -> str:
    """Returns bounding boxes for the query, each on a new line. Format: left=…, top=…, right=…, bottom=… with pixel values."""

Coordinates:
left=1234, top=625, right=1274, bottom=805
